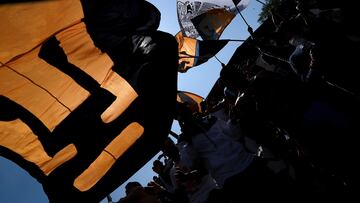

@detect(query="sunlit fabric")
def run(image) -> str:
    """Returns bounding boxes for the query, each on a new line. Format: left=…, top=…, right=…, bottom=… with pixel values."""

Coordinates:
left=74, top=122, right=144, bottom=191
left=0, top=16, right=134, bottom=194
left=176, top=31, right=198, bottom=72
left=100, top=71, right=138, bottom=123
left=177, top=0, right=251, bottom=39
left=0, top=119, right=77, bottom=176
left=0, top=0, right=83, bottom=64
left=191, top=8, right=235, bottom=40
left=0, top=1, right=177, bottom=202
left=176, top=31, right=229, bottom=72
left=0, top=0, right=87, bottom=138
left=177, top=90, right=204, bottom=113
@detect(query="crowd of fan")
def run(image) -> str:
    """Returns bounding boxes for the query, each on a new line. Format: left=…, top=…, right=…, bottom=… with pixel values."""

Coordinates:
left=107, top=1, right=359, bottom=202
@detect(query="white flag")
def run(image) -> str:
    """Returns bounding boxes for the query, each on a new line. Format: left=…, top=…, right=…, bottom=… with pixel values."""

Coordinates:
left=177, top=0, right=251, bottom=38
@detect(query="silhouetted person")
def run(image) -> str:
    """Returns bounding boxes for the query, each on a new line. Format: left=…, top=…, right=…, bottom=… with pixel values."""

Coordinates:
left=107, top=181, right=161, bottom=203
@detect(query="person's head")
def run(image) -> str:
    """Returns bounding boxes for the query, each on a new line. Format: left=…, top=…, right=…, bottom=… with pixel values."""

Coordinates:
left=125, top=181, right=142, bottom=195
left=162, top=137, right=180, bottom=161
left=152, top=159, right=164, bottom=174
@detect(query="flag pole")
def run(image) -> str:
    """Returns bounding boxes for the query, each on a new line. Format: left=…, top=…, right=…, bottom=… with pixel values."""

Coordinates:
left=233, top=1, right=254, bottom=38
left=222, top=39, right=246, bottom=42
left=214, top=55, right=226, bottom=68
left=255, top=0, right=266, bottom=6
left=325, top=81, right=360, bottom=100
left=169, top=131, right=179, bottom=140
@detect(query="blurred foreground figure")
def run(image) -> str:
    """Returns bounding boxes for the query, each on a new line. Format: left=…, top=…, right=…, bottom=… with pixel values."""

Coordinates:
left=81, top=0, right=178, bottom=93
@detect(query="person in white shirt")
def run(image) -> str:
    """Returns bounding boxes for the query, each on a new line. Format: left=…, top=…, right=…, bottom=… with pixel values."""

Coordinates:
left=175, top=102, right=294, bottom=201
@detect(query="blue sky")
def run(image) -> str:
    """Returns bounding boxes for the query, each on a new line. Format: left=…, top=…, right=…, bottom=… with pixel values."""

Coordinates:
left=0, top=1, right=262, bottom=202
